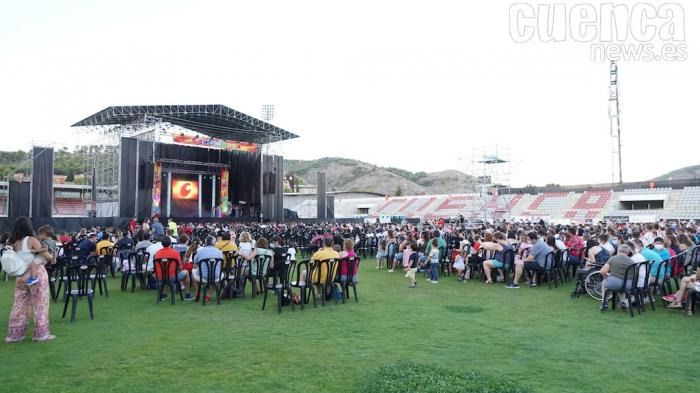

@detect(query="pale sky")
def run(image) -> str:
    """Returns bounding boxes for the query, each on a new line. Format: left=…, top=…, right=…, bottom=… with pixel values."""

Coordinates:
left=0, top=0, right=697, bottom=187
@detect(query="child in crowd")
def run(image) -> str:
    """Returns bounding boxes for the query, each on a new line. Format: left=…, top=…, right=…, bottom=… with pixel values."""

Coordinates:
left=427, top=238, right=440, bottom=284
left=403, top=242, right=418, bottom=288
left=24, top=225, right=56, bottom=286
left=376, top=239, right=387, bottom=269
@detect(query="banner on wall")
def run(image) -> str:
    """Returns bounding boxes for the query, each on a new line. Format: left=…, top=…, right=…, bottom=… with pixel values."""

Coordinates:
left=172, top=134, right=257, bottom=152
left=220, top=169, right=230, bottom=216
left=151, top=162, right=162, bottom=217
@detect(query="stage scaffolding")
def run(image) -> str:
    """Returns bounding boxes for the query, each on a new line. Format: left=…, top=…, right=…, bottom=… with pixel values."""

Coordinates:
left=72, top=105, right=299, bottom=220
left=469, top=146, right=513, bottom=222
left=80, top=115, right=164, bottom=217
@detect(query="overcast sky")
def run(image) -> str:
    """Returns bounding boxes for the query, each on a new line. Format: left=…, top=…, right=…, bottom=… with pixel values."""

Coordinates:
left=0, top=0, right=697, bottom=187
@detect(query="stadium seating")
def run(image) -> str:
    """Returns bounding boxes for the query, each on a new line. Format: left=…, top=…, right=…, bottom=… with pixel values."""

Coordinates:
left=363, top=187, right=700, bottom=222
left=53, top=198, right=87, bottom=216
left=667, top=187, right=700, bottom=219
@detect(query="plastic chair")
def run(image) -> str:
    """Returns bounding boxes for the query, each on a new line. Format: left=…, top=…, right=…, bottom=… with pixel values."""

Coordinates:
left=195, top=258, right=223, bottom=306
left=122, top=251, right=150, bottom=292
left=91, top=255, right=112, bottom=297
left=262, top=252, right=294, bottom=313
left=154, top=258, right=184, bottom=305
left=248, top=254, right=272, bottom=298
left=62, top=263, right=96, bottom=322
left=290, top=260, right=314, bottom=310
left=601, top=263, right=640, bottom=318
left=334, top=256, right=360, bottom=303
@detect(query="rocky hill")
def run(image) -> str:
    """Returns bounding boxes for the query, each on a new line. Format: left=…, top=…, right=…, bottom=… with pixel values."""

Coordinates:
left=653, top=165, right=700, bottom=181
left=284, top=157, right=474, bottom=196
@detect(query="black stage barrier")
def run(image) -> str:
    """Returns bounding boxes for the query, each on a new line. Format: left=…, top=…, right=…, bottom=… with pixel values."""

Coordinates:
left=0, top=217, right=131, bottom=234
left=119, top=137, right=138, bottom=217
left=136, top=140, right=155, bottom=219
left=0, top=216, right=365, bottom=234
left=8, top=181, right=30, bottom=218
left=31, top=146, right=54, bottom=218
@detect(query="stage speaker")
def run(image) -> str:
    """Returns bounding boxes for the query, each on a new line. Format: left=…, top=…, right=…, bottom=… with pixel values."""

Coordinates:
left=263, top=173, right=270, bottom=195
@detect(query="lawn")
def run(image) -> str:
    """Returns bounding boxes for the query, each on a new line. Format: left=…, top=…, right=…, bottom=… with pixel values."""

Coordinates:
left=0, top=259, right=698, bottom=393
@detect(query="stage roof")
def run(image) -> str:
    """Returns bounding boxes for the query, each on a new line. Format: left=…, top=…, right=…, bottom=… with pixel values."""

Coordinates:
left=72, top=104, right=299, bottom=144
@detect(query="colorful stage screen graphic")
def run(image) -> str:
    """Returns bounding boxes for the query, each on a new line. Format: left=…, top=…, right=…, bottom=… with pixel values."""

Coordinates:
left=172, top=180, right=199, bottom=200
left=172, top=134, right=257, bottom=152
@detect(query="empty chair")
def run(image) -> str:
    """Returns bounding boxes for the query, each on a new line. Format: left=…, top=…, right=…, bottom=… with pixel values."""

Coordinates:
left=62, top=262, right=96, bottom=322
left=91, top=255, right=112, bottom=297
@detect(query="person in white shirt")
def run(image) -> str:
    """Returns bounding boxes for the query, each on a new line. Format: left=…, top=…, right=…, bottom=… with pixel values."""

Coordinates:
left=628, top=239, right=647, bottom=287
left=642, top=224, right=655, bottom=247
left=554, top=232, right=567, bottom=251
left=145, top=237, right=164, bottom=272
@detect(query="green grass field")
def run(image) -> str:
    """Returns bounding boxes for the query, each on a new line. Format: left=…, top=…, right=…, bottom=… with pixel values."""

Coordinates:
left=1, top=259, right=698, bottom=393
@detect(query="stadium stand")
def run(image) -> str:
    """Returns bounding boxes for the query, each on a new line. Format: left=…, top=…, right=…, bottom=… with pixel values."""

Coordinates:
left=53, top=198, right=87, bottom=217
left=672, top=186, right=700, bottom=219
left=360, top=186, right=700, bottom=222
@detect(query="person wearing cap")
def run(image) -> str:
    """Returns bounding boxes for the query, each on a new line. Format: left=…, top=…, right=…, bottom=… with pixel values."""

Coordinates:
left=77, top=233, right=98, bottom=257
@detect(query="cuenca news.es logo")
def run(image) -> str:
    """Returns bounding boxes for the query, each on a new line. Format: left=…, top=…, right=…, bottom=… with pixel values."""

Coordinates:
left=509, top=2, right=687, bottom=62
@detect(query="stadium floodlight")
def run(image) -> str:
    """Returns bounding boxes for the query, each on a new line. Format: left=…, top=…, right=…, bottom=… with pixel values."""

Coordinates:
left=261, top=105, right=275, bottom=122
left=609, top=61, right=622, bottom=184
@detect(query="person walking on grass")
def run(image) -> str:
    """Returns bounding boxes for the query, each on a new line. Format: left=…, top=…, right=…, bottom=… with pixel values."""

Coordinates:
left=376, top=238, right=387, bottom=269
left=426, top=238, right=440, bottom=284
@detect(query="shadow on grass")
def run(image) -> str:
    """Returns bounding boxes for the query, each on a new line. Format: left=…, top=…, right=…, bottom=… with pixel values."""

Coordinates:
left=358, top=361, right=530, bottom=393
left=444, top=305, right=486, bottom=314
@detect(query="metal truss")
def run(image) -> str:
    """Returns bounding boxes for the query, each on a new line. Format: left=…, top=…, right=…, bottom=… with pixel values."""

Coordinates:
left=72, top=105, right=298, bottom=144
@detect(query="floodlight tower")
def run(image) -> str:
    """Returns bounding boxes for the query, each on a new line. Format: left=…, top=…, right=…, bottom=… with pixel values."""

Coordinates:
left=609, top=61, right=622, bottom=184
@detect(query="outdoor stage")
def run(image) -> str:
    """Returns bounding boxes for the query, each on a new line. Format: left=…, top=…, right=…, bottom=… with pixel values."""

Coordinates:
left=4, top=105, right=298, bottom=230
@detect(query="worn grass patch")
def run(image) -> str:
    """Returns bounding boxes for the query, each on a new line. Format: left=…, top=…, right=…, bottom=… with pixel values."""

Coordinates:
left=359, top=361, right=530, bottom=393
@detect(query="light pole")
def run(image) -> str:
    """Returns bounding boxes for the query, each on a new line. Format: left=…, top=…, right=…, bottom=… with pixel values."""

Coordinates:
left=260, top=105, right=275, bottom=223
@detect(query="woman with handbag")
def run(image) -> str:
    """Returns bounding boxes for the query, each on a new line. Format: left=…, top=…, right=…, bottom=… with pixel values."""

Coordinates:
left=5, top=217, right=54, bottom=343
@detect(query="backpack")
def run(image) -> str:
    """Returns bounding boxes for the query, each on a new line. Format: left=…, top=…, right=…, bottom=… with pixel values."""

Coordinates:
left=1, top=247, right=30, bottom=277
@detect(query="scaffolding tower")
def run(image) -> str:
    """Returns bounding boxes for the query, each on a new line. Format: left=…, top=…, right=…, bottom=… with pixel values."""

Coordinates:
left=469, top=146, right=512, bottom=222
left=80, top=115, right=165, bottom=217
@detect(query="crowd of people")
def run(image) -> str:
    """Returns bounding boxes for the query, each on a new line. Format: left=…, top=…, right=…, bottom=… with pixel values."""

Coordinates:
left=3, top=215, right=700, bottom=344
left=372, top=219, right=700, bottom=310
